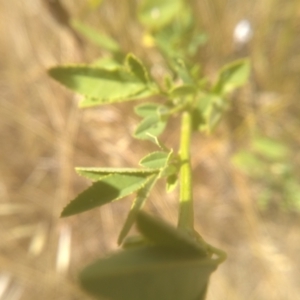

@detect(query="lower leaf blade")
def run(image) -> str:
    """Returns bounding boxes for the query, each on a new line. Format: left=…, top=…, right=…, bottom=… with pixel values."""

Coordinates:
left=80, top=246, right=218, bottom=300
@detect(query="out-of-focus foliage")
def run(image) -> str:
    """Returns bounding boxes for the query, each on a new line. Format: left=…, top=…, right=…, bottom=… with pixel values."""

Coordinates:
left=233, top=135, right=300, bottom=211
left=88, top=0, right=103, bottom=9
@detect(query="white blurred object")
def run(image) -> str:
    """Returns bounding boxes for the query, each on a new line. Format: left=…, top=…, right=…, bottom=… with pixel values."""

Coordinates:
left=233, top=19, right=253, bottom=45
left=56, top=224, right=72, bottom=274
left=0, top=273, right=11, bottom=299
left=150, top=8, right=160, bottom=19
left=28, top=222, right=48, bottom=256
left=2, top=283, right=23, bottom=300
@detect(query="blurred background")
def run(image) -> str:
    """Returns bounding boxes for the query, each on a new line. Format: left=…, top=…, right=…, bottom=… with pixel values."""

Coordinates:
left=1, top=0, right=300, bottom=299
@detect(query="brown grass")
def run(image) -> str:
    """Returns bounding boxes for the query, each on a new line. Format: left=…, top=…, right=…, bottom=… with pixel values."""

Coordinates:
left=1, top=0, right=300, bottom=299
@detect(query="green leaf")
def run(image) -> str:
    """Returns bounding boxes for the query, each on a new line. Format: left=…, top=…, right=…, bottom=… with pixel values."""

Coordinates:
left=172, top=58, right=195, bottom=84
left=79, top=87, right=158, bottom=108
left=139, top=0, right=183, bottom=30
left=252, top=136, right=289, bottom=160
left=80, top=245, right=218, bottom=300
left=48, top=59, right=158, bottom=107
left=202, top=105, right=223, bottom=134
left=118, top=174, right=158, bottom=245
left=154, top=28, right=180, bottom=59
left=92, top=56, right=122, bottom=69
left=71, top=19, right=120, bottom=52
left=166, top=174, right=178, bottom=192
left=158, top=150, right=179, bottom=180
left=125, top=54, right=160, bottom=97
left=194, top=94, right=226, bottom=133
left=134, top=103, right=160, bottom=117
left=139, top=151, right=169, bottom=169
left=126, top=54, right=150, bottom=84
left=213, top=59, right=250, bottom=95
left=134, top=102, right=169, bottom=120
left=160, top=164, right=178, bottom=178
left=169, top=84, right=197, bottom=98
left=136, top=211, right=208, bottom=255
left=61, top=173, right=154, bottom=217
left=134, top=116, right=167, bottom=140
left=76, top=167, right=158, bottom=181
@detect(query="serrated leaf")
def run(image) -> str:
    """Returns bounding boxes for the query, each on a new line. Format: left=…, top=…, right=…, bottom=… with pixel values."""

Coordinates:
left=80, top=245, right=218, bottom=300
left=134, top=116, right=167, bottom=140
left=139, top=0, right=183, bottom=30
left=136, top=211, right=208, bottom=255
left=61, top=173, right=154, bottom=217
left=92, top=56, right=122, bottom=69
left=134, top=103, right=160, bottom=117
left=71, top=19, right=120, bottom=52
left=213, top=59, right=250, bottom=95
left=76, top=167, right=158, bottom=181
left=118, top=174, right=158, bottom=245
left=78, top=87, right=158, bottom=108
left=126, top=54, right=150, bottom=84
left=252, top=136, right=289, bottom=160
left=48, top=63, right=158, bottom=106
left=139, top=151, right=169, bottom=169
left=125, top=54, right=159, bottom=96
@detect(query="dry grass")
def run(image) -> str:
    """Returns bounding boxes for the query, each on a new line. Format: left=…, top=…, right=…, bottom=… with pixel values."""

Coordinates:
left=1, top=0, right=300, bottom=299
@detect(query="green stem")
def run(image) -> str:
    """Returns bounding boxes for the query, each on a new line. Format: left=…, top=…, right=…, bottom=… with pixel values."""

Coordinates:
left=178, top=110, right=194, bottom=231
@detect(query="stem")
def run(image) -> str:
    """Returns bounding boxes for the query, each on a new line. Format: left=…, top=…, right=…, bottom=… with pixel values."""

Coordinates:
left=178, top=110, right=194, bottom=231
